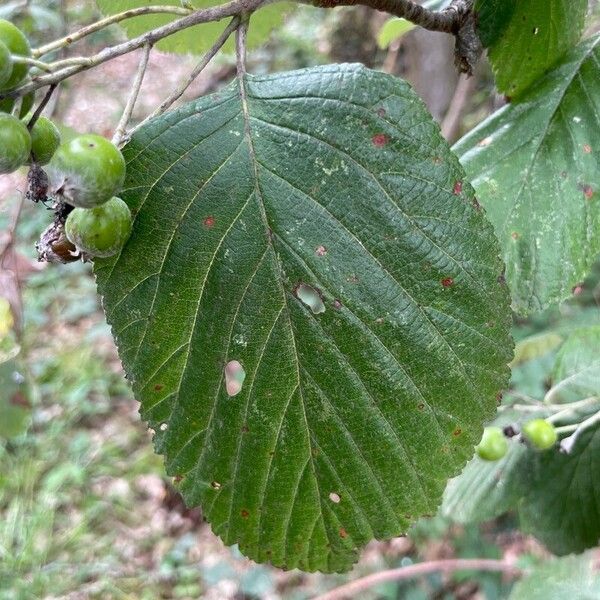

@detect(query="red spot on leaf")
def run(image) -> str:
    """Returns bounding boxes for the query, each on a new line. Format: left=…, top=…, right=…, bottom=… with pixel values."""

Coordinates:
left=453, top=181, right=463, bottom=195
left=511, top=232, right=520, bottom=240
left=582, top=184, right=594, bottom=200
left=333, top=299, right=342, bottom=310
left=583, top=144, right=592, bottom=154
left=203, top=216, right=215, bottom=228
left=441, top=277, right=454, bottom=288
left=315, top=245, right=327, bottom=256
left=572, top=284, right=584, bottom=296
left=372, top=133, right=388, bottom=147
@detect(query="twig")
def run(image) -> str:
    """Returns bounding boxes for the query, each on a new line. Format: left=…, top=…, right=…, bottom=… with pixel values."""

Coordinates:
left=127, top=16, right=239, bottom=138
left=560, top=409, right=600, bottom=454
left=1, top=0, right=271, bottom=101
left=11, top=55, right=55, bottom=73
left=112, top=43, right=152, bottom=146
left=2, top=0, right=482, bottom=103
left=441, top=73, right=476, bottom=141
left=33, top=5, right=194, bottom=57
left=27, top=84, right=57, bottom=130
left=312, top=559, right=522, bottom=600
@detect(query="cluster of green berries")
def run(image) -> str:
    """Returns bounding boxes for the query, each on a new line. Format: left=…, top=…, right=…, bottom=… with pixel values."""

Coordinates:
left=0, top=19, right=132, bottom=259
left=476, top=419, right=558, bottom=461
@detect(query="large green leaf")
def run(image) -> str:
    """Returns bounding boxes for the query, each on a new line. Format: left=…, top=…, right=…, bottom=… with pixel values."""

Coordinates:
left=95, top=0, right=288, bottom=54
left=455, top=36, right=600, bottom=315
left=474, top=0, right=517, bottom=48
left=509, top=551, right=600, bottom=600
left=478, top=0, right=588, bottom=97
left=95, top=64, right=512, bottom=572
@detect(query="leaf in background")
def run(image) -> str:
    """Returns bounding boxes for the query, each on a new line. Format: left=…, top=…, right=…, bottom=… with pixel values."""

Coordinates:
left=479, top=0, right=588, bottom=98
left=519, top=423, right=600, bottom=555
left=509, top=550, right=600, bottom=600
left=454, top=36, right=600, bottom=315
left=95, top=0, right=288, bottom=55
left=547, top=326, right=600, bottom=404
left=474, top=0, right=517, bottom=48
left=443, top=320, right=600, bottom=555
left=96, top=64, right=512, bottom=572
left=376, top=18, right=415, bottom=50
left=377, top=0, right=451, bottom=49
left=441, top=441, right=528, bottom=524
left=510, top=332, right=563, bottom=368
left=0, top=359, right=31, bottom=439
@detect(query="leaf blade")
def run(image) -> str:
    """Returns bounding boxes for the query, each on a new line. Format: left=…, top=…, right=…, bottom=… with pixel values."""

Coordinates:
left=454, top=36, right=600, bottom=315
left=96, top=64, right=512, bottom=572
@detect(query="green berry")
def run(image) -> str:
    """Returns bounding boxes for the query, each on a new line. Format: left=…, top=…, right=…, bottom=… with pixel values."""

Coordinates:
left=49, top=134, right=126, bottom=208
left=27, top=116, right=61, bottom=165
left=0, top=89, right=34, bottom=118
left=65, top=197, right=132, bottom=258
left=522, top=419, right=557, bottom=451
left=0, top=20, right=31, bottom=90
left=476, top=426, right=508, bottom=461
left=0, top=40, right=12, bottom=89
left=0, top=113, right=31, bottom=174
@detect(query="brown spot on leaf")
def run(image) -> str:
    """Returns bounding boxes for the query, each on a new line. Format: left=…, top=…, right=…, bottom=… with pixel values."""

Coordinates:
left=241, top=509, right=250, bottom=518
left=472, top=198, right=481, bottom=211
left=339, top=527, right=348, bottom=538
left=377, top=107, right=386, bottom=117
left=417, top=403, right=425, bottom=411
left=333, top=299, right=342, bottom=310
left=582, top=184, right=594, bottom=200
left=511, top=232, right=520, bottom=240
left=453, top=427, right=462, bottom=437
left=154, top=384, right=164, bottom=391
left=241, top=424, right=249, bottom=433
left=371, top=133, right=388, bottom=147
left=9, top=392, right=29, bottom=408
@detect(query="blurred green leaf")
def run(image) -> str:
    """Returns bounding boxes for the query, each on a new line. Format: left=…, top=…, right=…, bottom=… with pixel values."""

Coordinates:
left=377, top=18, right=415, bottom=49
left=95, top=0, right=290, bottom=55
left=510, top=552, right=600, bottom=599
left=548, top=326, right=600, bottom=403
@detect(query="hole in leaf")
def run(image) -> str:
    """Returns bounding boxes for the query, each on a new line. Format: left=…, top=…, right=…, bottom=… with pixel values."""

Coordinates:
left=211, top=481, right=221, bottom=490
left=295, top=284, right=325, bottom=314
left=329, top=492, right=341, bottom=503
left=225, top=360, right=246, bottom=396
left=160, top=423, right=168, bottom=431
